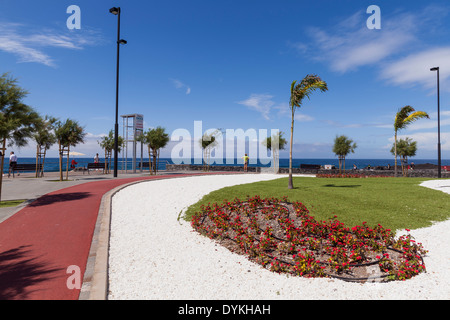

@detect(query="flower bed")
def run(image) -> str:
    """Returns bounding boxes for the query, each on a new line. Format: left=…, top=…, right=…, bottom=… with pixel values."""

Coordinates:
left=317, top=173, right=390, bottom=178
left=191, top=196, right=427, bottom=282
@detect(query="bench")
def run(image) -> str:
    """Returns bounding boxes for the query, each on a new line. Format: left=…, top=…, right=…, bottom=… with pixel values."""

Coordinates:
left=300, top=164, right=321, bottom=170
left=87, top=163, right=106, bottom=174
left=139, top=162, right=150, bottom=169
left=7, top=163, right=43, bottom=177
left=13, top=163, right=43, bottom=172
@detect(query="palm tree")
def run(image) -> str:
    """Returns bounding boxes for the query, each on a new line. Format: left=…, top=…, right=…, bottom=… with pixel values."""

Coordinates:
left=199, top=130, right=220, bottom=172
left=391, top=137, right=417, bottom=177
left=0, top=73, right=40, bottom=201
left=393, top=106, right=429, bottom=177
left=288, top=75, right=328, bottom=189
left=99, top=130, right=123, bottom=173
left=54, top=119, right=86, bottom=181
left=138, top=127, right=169, bottom=174
left=262, top=131, right=287, bottom=173
left=34, top=115, right=58, bottom=177
left=332, top=135, right=357, bottom=173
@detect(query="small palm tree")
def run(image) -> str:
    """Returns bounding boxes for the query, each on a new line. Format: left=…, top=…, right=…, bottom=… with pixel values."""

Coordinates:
left=393, top=106, right=429, bottom=177
left=262, top=131, right=287, bottom=173
left=138, top=127, right=169, bottom=174
left=34, top=115, right=58, bottom=177
left=289, top=75, right=328, bottom=189
left=332, top=135, right=357, bottom=173
left=99, top=130, right=123, bottom=173
left=391, top=137, right=417, bottom=177
left=54, top=119, right=86, bottom=181
left=199, top=130, right=221, bottom=172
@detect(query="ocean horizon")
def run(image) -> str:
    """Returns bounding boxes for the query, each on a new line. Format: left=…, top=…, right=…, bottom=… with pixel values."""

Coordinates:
left=2, top=157, right=449, bottom=173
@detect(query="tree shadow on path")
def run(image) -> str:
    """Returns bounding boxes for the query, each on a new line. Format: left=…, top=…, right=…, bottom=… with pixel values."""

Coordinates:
left=28, top=192, right=92, bottom=207
left=0, top=246, right=63, bottom=300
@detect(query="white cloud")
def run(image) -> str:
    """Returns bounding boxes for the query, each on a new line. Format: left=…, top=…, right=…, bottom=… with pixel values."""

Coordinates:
left=170, top=78, right=191, bottom=95
left=398, top=132, right=450, bottom=152
left=238, top=95, right=316, bottom=122
left=237, top=94, right=274, bottom=120
left=0, top=22, right=102, bottom=67
left=302, top=11, right=417, bottom=73
left=380, top=47, right=450, bottom=91
left=297, top=4, right=450, bottom=87
left=295, top=113, right=314, bottom=122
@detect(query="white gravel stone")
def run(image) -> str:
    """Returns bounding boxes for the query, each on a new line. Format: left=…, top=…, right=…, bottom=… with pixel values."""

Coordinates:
left=108, top=174, right=450, bottom=300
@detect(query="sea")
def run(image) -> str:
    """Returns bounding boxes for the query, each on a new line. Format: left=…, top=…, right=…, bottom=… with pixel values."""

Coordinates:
left=2, top=157, right=449, bottom=173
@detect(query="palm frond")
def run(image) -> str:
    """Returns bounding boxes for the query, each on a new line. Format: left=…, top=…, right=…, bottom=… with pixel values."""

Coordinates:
left=403, top=111, right=430, bottom=126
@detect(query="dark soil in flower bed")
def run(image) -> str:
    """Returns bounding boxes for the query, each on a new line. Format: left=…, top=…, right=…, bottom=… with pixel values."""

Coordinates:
left=191, top=196, right=427, bottom=282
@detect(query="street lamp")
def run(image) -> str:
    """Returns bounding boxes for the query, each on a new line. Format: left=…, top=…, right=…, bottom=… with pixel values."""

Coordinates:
left=110, top=7, right=127, bottom=177
left=430, top=66, right=441, bottom=178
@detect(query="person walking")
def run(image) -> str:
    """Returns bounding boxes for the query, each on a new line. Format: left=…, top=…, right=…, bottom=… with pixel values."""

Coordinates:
left=8, top=151, right=17, bottom=178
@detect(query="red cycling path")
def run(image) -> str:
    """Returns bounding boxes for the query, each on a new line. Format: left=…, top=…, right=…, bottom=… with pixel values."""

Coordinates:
left=0, top=172, right=220, bottom=300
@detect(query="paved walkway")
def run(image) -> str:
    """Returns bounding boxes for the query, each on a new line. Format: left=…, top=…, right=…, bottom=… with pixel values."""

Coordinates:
left=0, top=171, right=220, bottom=300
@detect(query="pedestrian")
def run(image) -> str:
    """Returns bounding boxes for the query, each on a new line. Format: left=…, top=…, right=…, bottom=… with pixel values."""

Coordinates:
left=8, top=151, right=17, bottom=178
left=70, top=159, right=78, bottom=170
left=94, top=153, right=99, bottom=163
left=242, top=154, right=249, bottom=172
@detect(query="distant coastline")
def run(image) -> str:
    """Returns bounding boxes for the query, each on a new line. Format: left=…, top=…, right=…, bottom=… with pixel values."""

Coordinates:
left=3, top=157, right=449, bottom=173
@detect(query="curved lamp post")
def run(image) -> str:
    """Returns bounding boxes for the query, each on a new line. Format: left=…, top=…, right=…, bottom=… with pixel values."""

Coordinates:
left=430, top=67, right=441, bottom=178
left=110, top=7, right=127, bottom=177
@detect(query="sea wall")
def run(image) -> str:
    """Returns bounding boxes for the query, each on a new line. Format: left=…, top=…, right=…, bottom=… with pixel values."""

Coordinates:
left=166, top=164, right=450, bottom=178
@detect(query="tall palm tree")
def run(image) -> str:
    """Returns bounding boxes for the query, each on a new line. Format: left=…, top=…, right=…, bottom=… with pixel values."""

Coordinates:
left=288, top=75, right=328, bottom=189
left=393, top=106, right=429, bottom=177
left=333, top=135, right=357, bottom=173
left=55, top=119, right=86, bottom=181
left=0, top=73, right=40, bottom=201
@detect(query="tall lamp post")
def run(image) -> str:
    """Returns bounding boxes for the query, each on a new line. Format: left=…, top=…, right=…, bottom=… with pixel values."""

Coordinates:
left=110, top=7, right=127, bottom=177
left=430, top=66, right=441, bottom=178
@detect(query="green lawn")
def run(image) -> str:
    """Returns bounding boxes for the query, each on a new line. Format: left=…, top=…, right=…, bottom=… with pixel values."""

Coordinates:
left=0, top=199, right=26, bottom=208
left=184, top=177, right=450, bottom=232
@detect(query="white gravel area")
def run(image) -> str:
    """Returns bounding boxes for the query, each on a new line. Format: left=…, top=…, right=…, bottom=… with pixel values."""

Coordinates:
left=108, top=174, right=450, bottom=300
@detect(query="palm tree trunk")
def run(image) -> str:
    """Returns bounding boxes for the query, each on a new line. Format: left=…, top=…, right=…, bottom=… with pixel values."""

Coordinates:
left=35, top=145, right=39, bottom=178
left=394, top=131, right=398, bottom=177
left=152, top=149, right=157, bottom=174
left=343, top=157, right=346, bottom=173
left=148, top=146, right=152, bottom=175
left=0, top=139, right=6, bottom=202
left=59, top=142, right=63, bottom=181
left=41, top=149, right=47, bottom=177
left=157, top=149, right=160, bottom=173
left=66, top=146, right=70, bottom=180
left=288, top=110, right=294, bottom=189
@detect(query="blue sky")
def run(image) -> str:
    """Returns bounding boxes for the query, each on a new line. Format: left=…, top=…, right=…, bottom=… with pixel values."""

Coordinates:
left=1, top=0, right=449, bottom=160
